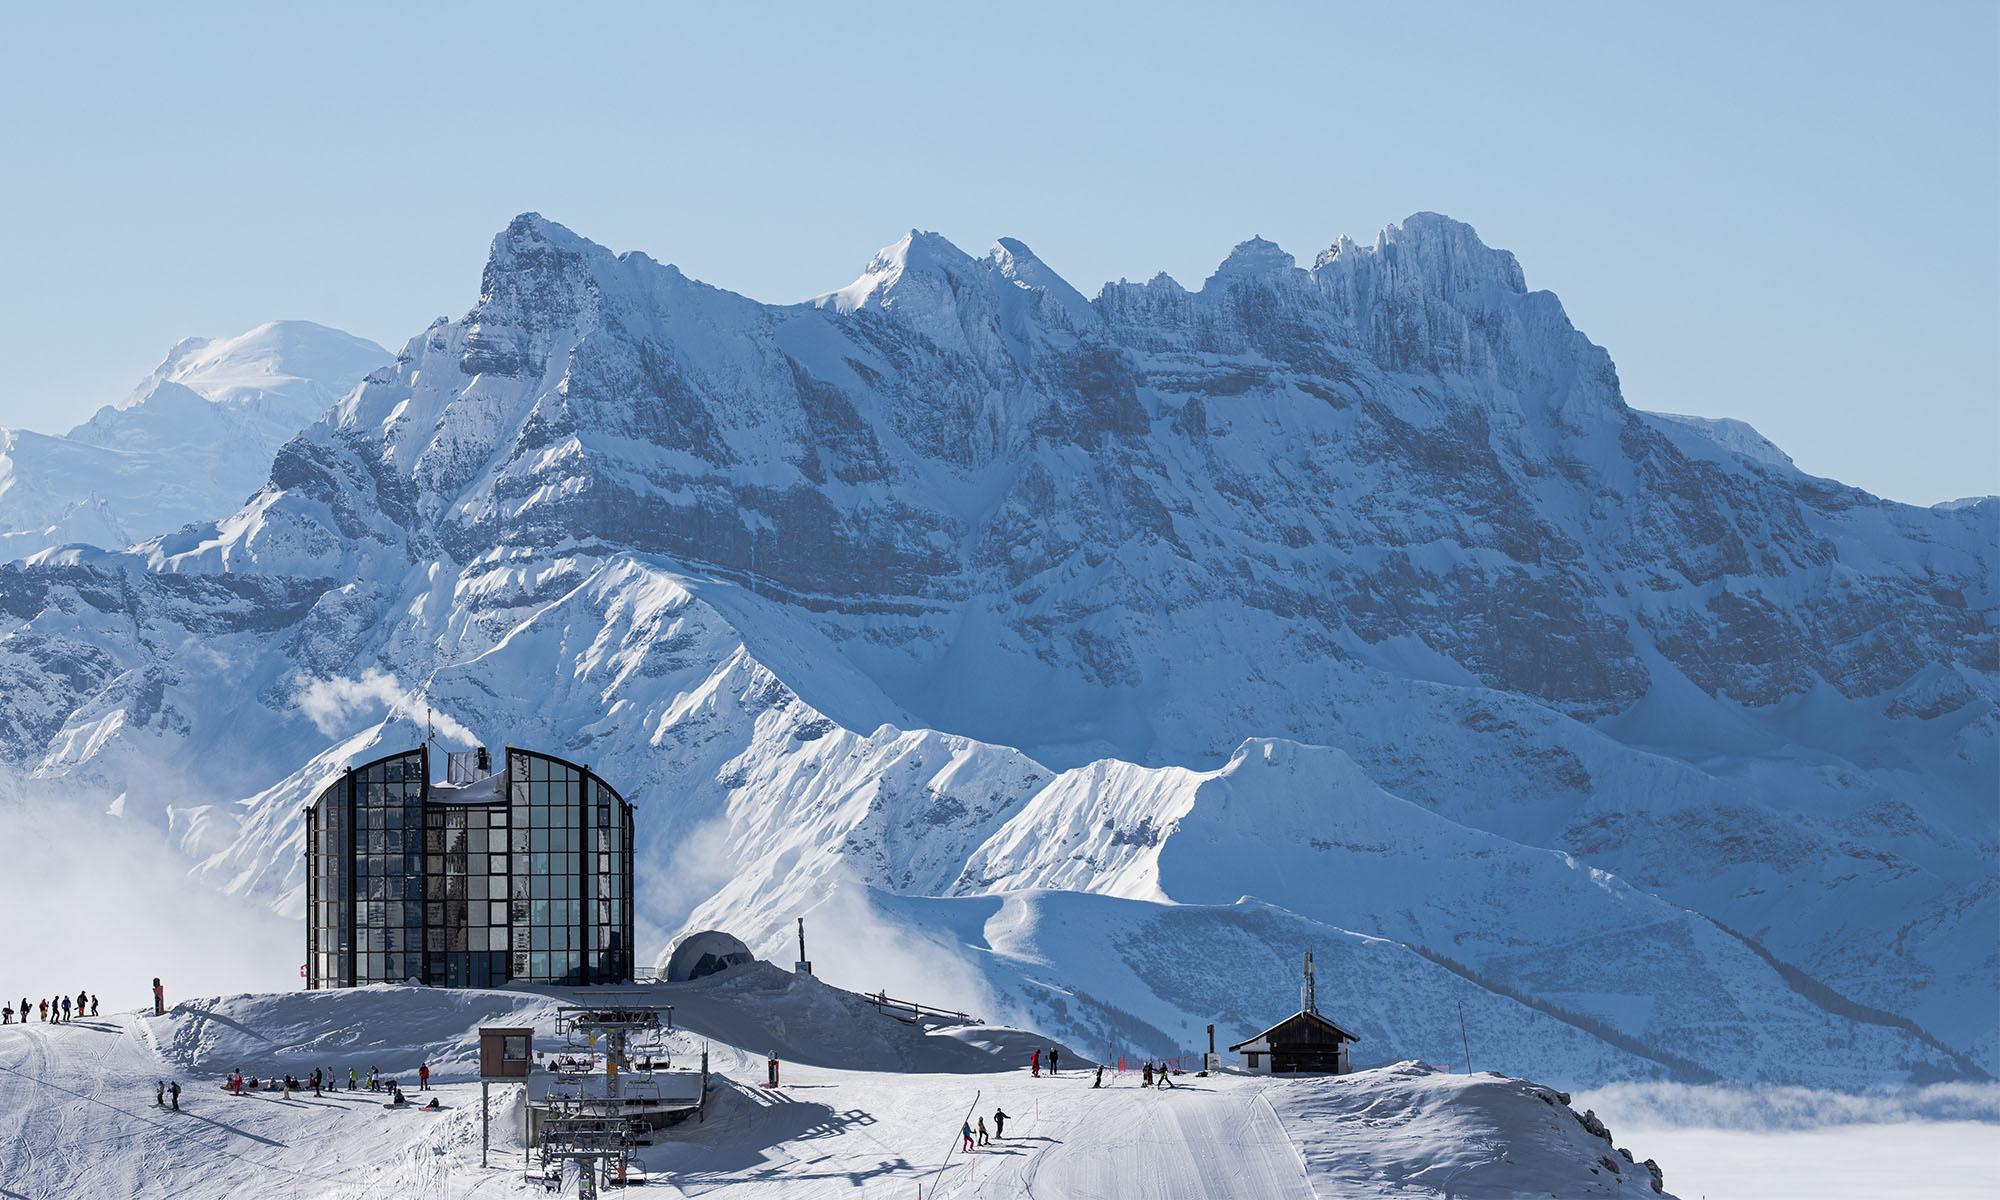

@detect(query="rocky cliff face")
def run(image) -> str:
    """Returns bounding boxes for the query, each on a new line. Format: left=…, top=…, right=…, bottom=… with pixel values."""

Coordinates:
left=0, top=213, right=1990, bottom=1085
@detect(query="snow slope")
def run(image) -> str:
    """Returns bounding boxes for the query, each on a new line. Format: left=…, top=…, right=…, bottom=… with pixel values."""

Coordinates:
left=0, top=973, right=1677, bottom=1198
left=0, top=321, right=388, bottom=560
left=0, top=212, right=1990, bottom=1094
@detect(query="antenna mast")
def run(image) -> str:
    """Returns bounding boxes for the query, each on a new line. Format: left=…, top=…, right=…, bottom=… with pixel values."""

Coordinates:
left=1302, top=949, right=1317, bottom=1015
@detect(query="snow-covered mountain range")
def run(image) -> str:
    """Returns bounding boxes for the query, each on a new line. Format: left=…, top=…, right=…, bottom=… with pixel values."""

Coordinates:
left=0, top=213, right=1990, bottom=1090
left=0, top=321, right=389, bottom=559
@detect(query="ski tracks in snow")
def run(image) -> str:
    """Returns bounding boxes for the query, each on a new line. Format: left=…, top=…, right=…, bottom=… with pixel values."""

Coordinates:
left=940, top=1079, right=1316, bottom=1200
left=0, top=1014, right=371, bottom=1198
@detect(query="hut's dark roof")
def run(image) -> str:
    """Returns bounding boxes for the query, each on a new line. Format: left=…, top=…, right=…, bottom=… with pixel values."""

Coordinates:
left=1228, top=1009, right=1360, bottom=1051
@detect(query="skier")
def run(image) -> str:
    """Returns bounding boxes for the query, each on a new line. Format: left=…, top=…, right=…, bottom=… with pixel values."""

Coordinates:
left=976, top=1115, right=989, bottom=1146
left=418, top=1061, right=430, bottom=1090
left=3, top=1002, right=11, bottom=1024
left=168, top=1080, right=180, bottom=1111
left=312, top=1068, right=322, bottom=1097
left=38, top=998, right=47, bottom=1022
left=1142, top=1060, right=1153, bottom=1087
left=961, top=1119, right=976, bottom=1152
left=1158, top=1061, right=1176, bottom=1089
left=348, top=1066, right=358, bottom=1091
left=368, top=1065, right=380, bottom=1093
left=89, top=994, right=98, bottom=1016
left=1047, top=1046, right=1059, bottom=1076
left=993, top=1107, right=1009, bottom=1139
left=152, top=977, right=165, bottom=1016
left=1093, top=1065, right=1104, bottom=1089
left=59, top=995, right=70, bottom=1022
left=1030, top=1048, right=1040, bottom=1077
left=155, top=1081, right=165, bottom=1106
left=230, top=1070, right=243, bottom=1096
left=19, top=998, right=27, bottom=1025
left=75, top=990, right=86, bottom=1020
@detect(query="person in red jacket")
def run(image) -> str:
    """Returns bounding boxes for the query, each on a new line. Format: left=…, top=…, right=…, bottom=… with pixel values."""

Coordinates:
left=1030, top=1048, right=1040, bottom=1077
left=418, top=1061, right=430, bottom=1090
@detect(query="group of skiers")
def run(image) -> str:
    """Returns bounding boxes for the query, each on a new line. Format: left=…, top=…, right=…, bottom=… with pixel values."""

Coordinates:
left=960, top=1106, right=1011, bottom=1151
left=2, top=990, right=98, bottom=1025
left=223, top=1061, right=431, bottom=1100
left=954, top=1047, right=1190, bottom=1151
left=1029, top=1046, right=1180, bottom=1090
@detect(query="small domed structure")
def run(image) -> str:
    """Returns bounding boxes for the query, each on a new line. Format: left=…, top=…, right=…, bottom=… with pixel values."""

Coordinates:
left=666, top=930, right=755, bottom=982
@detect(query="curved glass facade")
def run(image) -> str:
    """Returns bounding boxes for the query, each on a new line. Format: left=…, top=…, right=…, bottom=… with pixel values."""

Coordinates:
left=305, top=745, right=634, bottom=989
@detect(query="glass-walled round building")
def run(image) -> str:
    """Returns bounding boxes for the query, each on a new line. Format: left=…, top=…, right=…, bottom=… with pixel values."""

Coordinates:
left=305, top=744, right=635, bottom=989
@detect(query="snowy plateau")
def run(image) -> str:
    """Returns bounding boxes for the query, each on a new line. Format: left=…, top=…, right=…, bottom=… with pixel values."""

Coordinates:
left=0, top=211, right=1993, bottom=1197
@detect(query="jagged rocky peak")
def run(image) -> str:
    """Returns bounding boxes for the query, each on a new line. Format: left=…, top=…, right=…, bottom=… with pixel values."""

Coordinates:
left=490, top=210, right=602, bottom=261
left=462, top=213, right=619, bottom=381
left=1204, top=234, right=1299, bottom=287
left=1312, top=234, right=1361, bottom=270
left=990, top=237, right=1097, bottom=329
left=1311, top=212, right=1529, bottom=298
left=817, top=228, right=980, bottom=314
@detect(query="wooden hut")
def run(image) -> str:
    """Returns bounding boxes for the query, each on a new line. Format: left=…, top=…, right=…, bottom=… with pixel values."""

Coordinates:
left=1228, top=949, right=1359, bottom=1074
left=1228, top=1009, right=1358, bottom=1074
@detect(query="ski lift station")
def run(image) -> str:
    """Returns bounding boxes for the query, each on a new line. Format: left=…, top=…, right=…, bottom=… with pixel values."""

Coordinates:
left=515, top=932, right=767, bottom=1190
left=304, top=743, right=636, bottom=989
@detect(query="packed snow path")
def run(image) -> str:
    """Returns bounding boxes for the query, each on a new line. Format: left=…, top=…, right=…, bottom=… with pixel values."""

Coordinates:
left=651, top=1067, right=1317, bottom=1200
left=944, top=1079, right=1315, bottom=1199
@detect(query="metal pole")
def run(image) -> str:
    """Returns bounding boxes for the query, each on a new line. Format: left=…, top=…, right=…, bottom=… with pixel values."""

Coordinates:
left=481, top=1081, right=489, bottom=1167
left=924, top=1088, right=980, bottom=1198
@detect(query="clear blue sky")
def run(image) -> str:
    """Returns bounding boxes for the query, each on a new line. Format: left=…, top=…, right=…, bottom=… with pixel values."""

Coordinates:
left=2, top=1, right=1993, bottom=504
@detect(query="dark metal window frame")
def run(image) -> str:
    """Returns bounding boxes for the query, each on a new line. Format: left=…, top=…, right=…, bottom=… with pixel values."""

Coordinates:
left=306, top=743, right=634, bottom=990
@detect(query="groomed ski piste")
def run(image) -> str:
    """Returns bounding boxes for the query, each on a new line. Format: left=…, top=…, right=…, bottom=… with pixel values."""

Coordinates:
left=0, top=963, right=1673, bottom=1198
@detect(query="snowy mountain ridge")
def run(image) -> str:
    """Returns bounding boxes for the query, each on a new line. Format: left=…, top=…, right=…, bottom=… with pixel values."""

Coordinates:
left=0, top=321, right=389, bottom=561
left=0, top=212, right=1990, bottom=1091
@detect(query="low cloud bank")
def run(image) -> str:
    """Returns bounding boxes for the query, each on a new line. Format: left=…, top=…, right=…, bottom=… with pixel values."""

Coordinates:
left=797, top=881, right=1000, bottom=1024
left=0, top=797, right=298, bottom=1007
left=1575, top=1081, right=2000, bottom=1131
